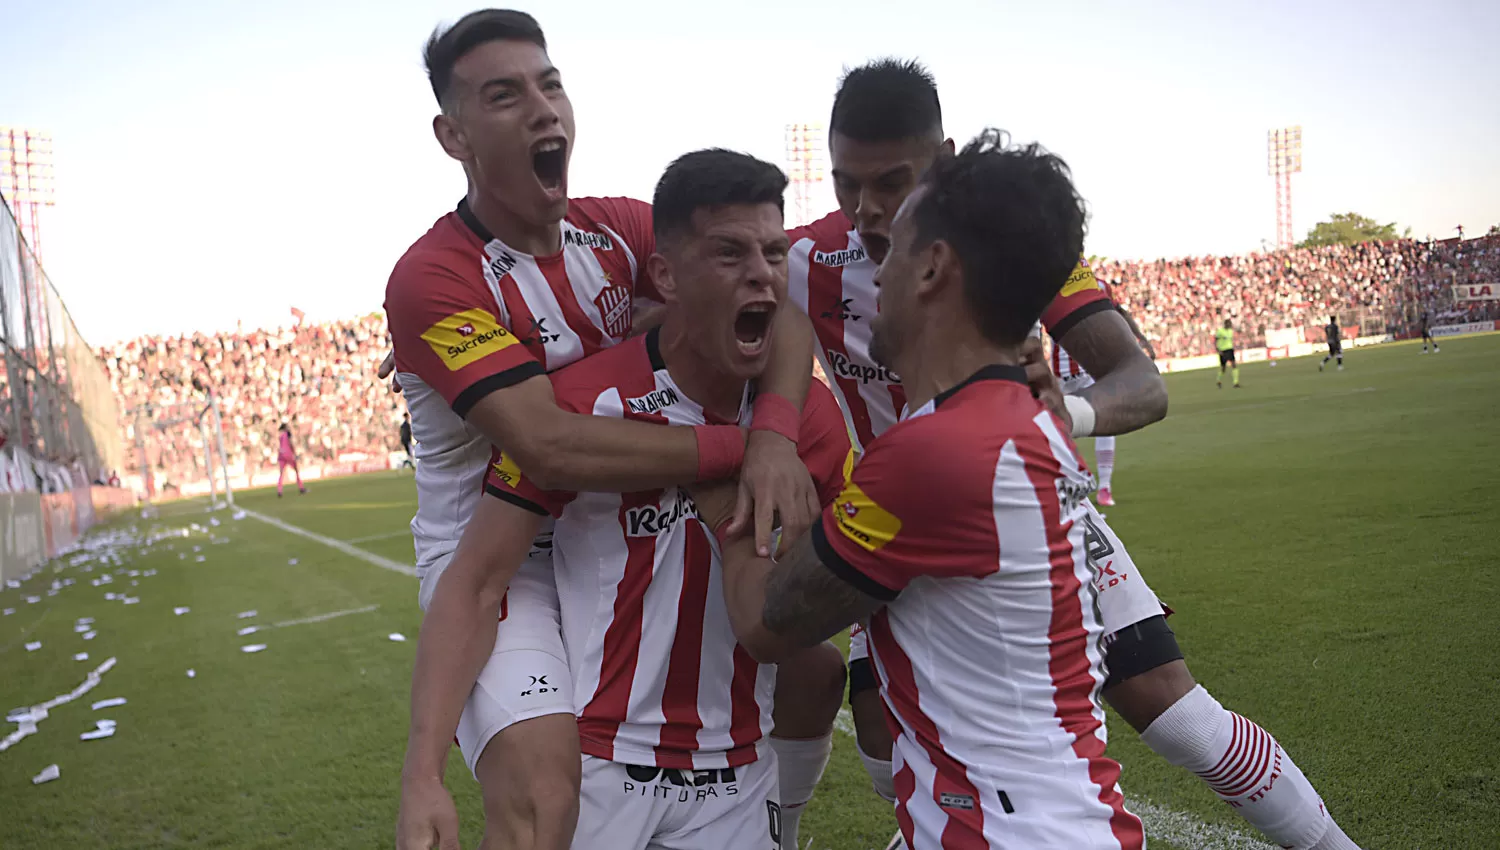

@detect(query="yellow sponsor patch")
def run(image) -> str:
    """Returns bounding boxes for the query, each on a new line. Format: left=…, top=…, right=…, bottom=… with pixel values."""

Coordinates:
left=491, top=451, right=523, bottom=489
left=1059, top=259, right=1101, bottom=298
left=841, top=444, right=857, bottom=485
left=832, top=480, right=901, bottom=552
left=421, top=308, right=518, bottom=371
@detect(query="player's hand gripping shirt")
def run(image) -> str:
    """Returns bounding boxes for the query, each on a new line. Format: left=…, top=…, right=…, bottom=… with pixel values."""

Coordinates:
left=485, top=327, right=852, bottom=770
left=384, top=197, right=657, bottom=579
left=788, top=211, right=1116, bottom=449
left=809, top=365, right=1145, bottom=850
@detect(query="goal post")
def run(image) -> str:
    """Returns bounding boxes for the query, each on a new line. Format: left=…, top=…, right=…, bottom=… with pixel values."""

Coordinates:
left=128, top=391, right=235, bottom=509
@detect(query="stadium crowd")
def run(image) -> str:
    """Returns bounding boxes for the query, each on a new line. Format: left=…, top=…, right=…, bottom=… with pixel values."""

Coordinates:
left=96, top=313, right=403, bottom=492
left=93, top=235, right=1497, bottom=490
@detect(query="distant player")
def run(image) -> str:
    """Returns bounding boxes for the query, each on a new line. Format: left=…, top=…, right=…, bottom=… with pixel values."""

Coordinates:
left=1215, top=318, right=1240, bottom=388
left=1420, top=310, right=1440, bottom=353
left=1320, top=315, right=1344, bottom=371
left=399, top=412, right=414, bottom=469
left=427, top=150, right=853, bottom=850
left=275, top=422, right=305, bottom=497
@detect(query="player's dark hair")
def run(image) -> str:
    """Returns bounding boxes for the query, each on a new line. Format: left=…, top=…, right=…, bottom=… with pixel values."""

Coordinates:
left=908, top=128, right=1086, bottom=346
left=652, top=149, right=787, bottom=244
left=424, top=9, right=547, bottom=108
left=830, top=58, right=942, bottom=143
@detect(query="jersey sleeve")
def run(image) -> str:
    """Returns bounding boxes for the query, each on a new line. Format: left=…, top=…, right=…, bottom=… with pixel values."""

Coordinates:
left=484, top=446, right=576, bottom=518
left=1040, top=257, right=1117, bottom=340
left=808, top=419, right=999, bottom=600
left=795, top=380, right=855, bottom=509
left=385, top=252, right=544, bottom=418
left=588, top=196, right=662, bottom=303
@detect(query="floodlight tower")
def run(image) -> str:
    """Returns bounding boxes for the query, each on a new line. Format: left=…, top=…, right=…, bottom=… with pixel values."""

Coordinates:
left=0, top=127, right=56, bottom=262
left=1267, top=126, right=1302, bottom=249
left=784, top=123, right=826, bottom=228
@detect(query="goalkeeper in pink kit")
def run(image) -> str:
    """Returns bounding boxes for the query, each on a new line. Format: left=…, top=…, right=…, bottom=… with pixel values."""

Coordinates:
left=276, top=422, right=306, bottom=497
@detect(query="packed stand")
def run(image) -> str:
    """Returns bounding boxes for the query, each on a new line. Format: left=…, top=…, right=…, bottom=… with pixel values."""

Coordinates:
left=97, top=314, right=403, bottom=493
left=1094, top=235, right=1500, bottom=358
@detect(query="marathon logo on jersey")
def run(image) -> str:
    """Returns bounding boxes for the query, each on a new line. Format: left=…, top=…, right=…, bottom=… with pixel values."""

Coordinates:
left=491, top=451, right=524, bottom=489
left=594, top=284, right=632, bottom=339
left=421, top=308, right=519, bottom=371
left=826, top=349, right=900, bottom=385
left=621, top=765, right=739, bottom=802
left=833, top=481, right=901, bottom=553
left=487, top=248, right=520, bottom=280
left=625, top=489, right=698, bottom=537
left=1058, top=259, right=1102, bottom=298
left=563, top=228, right=615, bottom=251
left=814, top=247, right=865, bottom=267
left=625, top=387, right=680, bottom=416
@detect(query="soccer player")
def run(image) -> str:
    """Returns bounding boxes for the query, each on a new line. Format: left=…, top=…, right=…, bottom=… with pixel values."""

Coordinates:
left=1216, top=318, right=1240, bottom=388
left=1320, top=315, right=1344, bottom=371
left=420, top=149, right=853, bottom=850
left=399, top=412, right=414, bottom=469
left=275, top=422, right=305, bottom=497
left=1420, top=310, right=1440, bottom=353
left=794, top=63, right=1363, bottom=850
left=696, top=132, right=1144, bottom=849
left=387, top=12, right=830, bottom=850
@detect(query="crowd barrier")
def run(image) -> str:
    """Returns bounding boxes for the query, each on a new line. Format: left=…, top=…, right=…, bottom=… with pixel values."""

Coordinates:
left=0, top=486, right=139, bottom=584
left=1153, top=321, right=1498, bottom=374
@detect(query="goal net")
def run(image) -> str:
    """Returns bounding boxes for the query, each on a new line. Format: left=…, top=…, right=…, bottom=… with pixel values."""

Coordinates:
left=126, top=395, right=234, bottom=510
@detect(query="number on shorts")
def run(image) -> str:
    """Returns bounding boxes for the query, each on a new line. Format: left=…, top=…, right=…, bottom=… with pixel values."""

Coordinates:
left=766, top=800, right=782, bottom=846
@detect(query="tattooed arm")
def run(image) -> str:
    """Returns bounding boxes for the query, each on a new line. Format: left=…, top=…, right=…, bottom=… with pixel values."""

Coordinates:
left=1056, top=308, right=1168, bottom=436
left=717, top=532, right=886, bottom=664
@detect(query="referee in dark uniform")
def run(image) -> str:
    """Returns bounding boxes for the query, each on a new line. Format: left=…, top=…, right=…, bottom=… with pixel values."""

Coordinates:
left=1420, top=311, right=1440, bottom=354
left=399, top=412, right=414, bottom=469
left=1319, top=316, right=1344, bottom=372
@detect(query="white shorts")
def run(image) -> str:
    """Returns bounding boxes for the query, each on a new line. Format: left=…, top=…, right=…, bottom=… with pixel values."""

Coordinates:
left=848, top=622, right=869, bottom=664
left=417, top=532, right=574, bottom=778
left=572, top=753, right=781, bottom=850
left=1078, top=501, right=1166, bottom=634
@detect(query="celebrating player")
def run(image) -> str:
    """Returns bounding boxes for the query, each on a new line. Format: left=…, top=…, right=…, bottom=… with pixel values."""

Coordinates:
left=275, top=422, right=305, bottom=497
left=1215, top=317, right=1240, bottom=388
left=1320, top=315, right=1345, bottom=371
left=418, top=149, right=852, bottom=850
left=697, top=132, right=1143, bottom=849
left=387, top=12, right=831, bottom=850
left=792, top=61, right=1362, bottom=850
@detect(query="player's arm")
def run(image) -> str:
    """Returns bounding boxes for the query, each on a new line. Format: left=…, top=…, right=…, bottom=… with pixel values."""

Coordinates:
left=1116, top=305, right=1156, bottom=360
left=1047, top=301, right=1167, bottom=437
left=401, top=494, right=542, bottom=783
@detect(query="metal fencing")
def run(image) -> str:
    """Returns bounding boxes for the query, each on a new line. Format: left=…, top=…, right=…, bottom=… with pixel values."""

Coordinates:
left=0, top=194, right=123, bottom=479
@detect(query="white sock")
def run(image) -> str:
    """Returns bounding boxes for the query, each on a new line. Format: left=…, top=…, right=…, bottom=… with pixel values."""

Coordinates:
left=772, top=733, right=832, bottom=850
left=856, top=740, right=896, bottom=802
left=1095, top=436, right=1116, bottom=489
left=1140, top=686, right=1357, bottom=850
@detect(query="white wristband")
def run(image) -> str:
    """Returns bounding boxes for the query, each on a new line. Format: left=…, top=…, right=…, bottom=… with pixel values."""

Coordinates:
left=1064, top=394, right=1096, bottom=438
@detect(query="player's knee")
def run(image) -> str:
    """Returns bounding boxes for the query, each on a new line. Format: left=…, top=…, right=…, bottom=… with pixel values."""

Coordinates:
left=477, top=714, right=582, bottom=828
left=771, top=641, right=846, bottom=738
left=1103, top=656, right=1197, bottom=733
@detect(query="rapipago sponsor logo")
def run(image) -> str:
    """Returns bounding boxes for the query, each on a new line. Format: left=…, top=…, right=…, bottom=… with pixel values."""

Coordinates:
left=814, top=247, right=865, bottom=267
left=625, top=387, right=680, bottom=416
left=826, top=349, right=899, bottom=385
left=625, top=489, right=697, bottom=537
left=421, top=308, right=519, bottom=371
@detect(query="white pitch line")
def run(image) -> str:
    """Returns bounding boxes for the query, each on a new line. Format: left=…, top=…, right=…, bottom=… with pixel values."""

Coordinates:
left=343, top=530, right=412, bottom=545
left=829, top=709, right=1273, bottom=850
left=271, top=604, right=381, bottom=629
left=240, top=508, right=416, bottom=576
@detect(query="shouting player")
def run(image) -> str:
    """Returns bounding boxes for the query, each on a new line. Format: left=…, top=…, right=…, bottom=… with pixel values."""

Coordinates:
left=417, top=149, right=853, bottom=849
left=697, top=132, right=1143, bottom=849
left=1320, top=315, right=1344, bottom=371
left=1216, top=317, right=1240, bottom=388
left=387, top=12, right=831, bottom=850
left=795, top=61, right=1362, bottom=850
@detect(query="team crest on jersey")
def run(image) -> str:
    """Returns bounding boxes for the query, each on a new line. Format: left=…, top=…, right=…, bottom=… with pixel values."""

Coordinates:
left=1058, top=259, right=1101, bottom=298
left=594, top=283, right=632, bottom=339
left=421, top=308, right=518, bottom=370
left=833, top=481, right=901, bottom=552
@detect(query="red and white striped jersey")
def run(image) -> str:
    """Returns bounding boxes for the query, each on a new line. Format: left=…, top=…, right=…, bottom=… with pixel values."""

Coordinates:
left=789, top=211, right=1119, bottom=450
left=809, top=366, right=1144, bottom=849
left=1050, top=281, right=1116, bottom=394
left=485, top=327, right=852, bottom=770
left=384, top=197, right=655, bottom=580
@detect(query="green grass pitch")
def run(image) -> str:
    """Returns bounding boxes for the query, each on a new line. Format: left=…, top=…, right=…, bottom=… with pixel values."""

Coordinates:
left=2, top=334, right=1496, bottom=849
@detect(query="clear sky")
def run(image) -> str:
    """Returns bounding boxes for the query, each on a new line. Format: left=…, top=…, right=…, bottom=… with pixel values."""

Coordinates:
left=2, top=0, right=1496, bottom=345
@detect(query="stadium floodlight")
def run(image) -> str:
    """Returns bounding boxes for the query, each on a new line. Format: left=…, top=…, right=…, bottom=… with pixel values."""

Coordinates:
left=784, top=123, right=826, bottom=228
left=1267, top=126, right=1302, bottom=250
left=128, top=391, right=234, bottom=509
